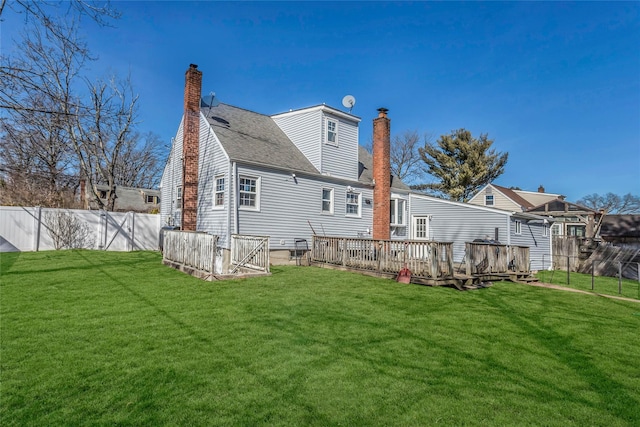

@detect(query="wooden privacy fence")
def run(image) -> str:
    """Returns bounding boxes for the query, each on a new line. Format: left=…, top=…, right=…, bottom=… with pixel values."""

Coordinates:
left=311, top=236, right=454, bottom=279
left=231, top=234, right=270, bottom=273
left=163, top=231, right=218, bottom=278
left=465, top=242, right=530, bottom=275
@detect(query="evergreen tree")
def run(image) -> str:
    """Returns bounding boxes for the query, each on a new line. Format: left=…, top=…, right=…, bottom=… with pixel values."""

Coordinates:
left=416, top=128, right=508, bottom=202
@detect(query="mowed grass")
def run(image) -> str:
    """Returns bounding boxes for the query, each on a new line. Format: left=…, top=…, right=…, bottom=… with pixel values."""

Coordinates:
left=536, top=270, right=640, bottom=300
left=1, top=251, right=639, bottom=426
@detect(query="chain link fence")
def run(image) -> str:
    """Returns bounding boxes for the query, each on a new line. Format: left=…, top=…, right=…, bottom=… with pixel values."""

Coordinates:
left=534, top=255, right=640, bottom=300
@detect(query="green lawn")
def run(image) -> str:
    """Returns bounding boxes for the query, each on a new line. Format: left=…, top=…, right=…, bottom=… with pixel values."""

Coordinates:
left=2, top=251, right=639, bottom=426
left=536, top=270, right=640, bottom=300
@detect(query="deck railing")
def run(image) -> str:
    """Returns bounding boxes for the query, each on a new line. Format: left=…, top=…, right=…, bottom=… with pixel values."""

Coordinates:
left=231, top=234, right=270, bottom=273
left=312, top=236, right=454, bottom=279
left=163, top=230, right=218, bottom=274
left=465, top=242, right=530, bottom=275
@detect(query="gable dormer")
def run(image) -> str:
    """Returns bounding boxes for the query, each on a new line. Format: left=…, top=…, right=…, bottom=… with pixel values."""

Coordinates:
left=272, top=105, right=361, bottom=180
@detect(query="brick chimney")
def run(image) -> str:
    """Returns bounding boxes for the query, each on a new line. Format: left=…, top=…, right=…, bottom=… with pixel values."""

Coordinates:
left=372, top=108, right=391, bottom=240
left=538, top=185, right=545, bottom=193
left=182, top=64, right=202, bottom=231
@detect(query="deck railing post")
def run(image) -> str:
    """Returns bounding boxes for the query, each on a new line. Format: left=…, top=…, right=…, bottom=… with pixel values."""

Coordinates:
left=342, top=238, right=347, bottom=266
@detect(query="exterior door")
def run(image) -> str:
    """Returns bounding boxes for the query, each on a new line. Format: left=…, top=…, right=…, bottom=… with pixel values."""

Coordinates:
left=412, top=216, right=430, bottom=240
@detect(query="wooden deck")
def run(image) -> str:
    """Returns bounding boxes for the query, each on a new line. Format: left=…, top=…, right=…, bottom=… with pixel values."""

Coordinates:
left=311, top=236, right=537, bottom=291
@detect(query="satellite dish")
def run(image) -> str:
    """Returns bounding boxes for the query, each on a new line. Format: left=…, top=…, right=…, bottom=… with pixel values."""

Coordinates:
left=201, top=92, right=219, bottom=108
left=342, top=95, right=356, bottom=112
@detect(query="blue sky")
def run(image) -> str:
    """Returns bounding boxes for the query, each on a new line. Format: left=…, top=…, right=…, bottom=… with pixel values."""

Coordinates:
left=3, top=1, right=639, bottom=201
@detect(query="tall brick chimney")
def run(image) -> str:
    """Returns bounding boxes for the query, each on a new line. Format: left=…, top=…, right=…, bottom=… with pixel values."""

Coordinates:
left=182, top=64, right=202, bottom=231
left=372, top=108, right=391, bottom=240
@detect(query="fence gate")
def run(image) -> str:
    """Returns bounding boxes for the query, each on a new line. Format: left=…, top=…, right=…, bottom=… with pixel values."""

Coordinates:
left=231, top=234, right=270, bottom=273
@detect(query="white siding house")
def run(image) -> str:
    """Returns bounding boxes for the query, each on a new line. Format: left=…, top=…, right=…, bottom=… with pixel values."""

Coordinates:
left=161, top=64, right=552, bottom=269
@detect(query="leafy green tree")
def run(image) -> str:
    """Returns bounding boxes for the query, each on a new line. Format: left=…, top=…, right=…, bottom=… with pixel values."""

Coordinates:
left=416, top=128, right=508, bottom=202
left=576, top=193, right=640, bottom=214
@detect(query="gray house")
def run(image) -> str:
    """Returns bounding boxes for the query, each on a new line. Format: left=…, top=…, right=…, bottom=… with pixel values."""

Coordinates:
left=161, top=64, right=551, bottom=269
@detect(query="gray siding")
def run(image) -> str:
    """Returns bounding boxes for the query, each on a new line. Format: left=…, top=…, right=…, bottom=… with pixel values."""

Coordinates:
left=272, top=109, right=322, bottom=171
left=160, top=119, right=184, bottom=227
left=234, top=164, right=373, bottom=250
left=409, top=195, right=510, bottom=263
left=195, top=118, right=231, bottom=247
left=321, top=113, right=359, bottom=180
left=510, top=218, right=551, bottom=271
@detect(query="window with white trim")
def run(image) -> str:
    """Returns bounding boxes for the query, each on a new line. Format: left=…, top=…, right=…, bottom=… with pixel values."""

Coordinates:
left=145, top=194, right=158, bottom=204
left=346, top=192, right=360, bottom=217
left=214, top=176, right=225, bottom=208
left=390, top=199, right=406, bottom=226
left=322, top=188, right=334, bottom=214
left=543, top=225, right=548, bottom=237
left=239, top=176, right=259, bottom=210
left=326, top=118, right=338, bottom=145
left=515, top=220, right=522, bottom=235
left=176, top=186, right=182, bottom=209
left=485, top=195, right=494, bottom=206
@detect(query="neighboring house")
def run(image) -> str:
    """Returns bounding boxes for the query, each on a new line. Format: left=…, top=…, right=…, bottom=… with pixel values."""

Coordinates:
left=469, top=183, right=601, bottom=238
left=81, top=181, right=160, bottom=213
left=161, top=64, right=551, bottom=269
left=468, top=184, right=561, bottom=211
left=599, top=215, right=640, bottom=245
left=527, top=199, right=601, bottom=238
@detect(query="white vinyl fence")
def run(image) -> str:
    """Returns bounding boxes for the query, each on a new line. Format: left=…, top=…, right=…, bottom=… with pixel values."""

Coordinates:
left=0, top=206, right=161, bottom=252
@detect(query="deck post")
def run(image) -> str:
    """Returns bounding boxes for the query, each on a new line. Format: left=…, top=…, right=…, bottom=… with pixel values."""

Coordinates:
left=342, top=238, right=347, bottom=266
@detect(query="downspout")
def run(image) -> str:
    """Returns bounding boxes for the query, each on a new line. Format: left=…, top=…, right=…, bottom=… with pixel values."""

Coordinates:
left=233, top=161, right=239, bottom=235
left=170, top=137, right=175, bottom=225
left=227, top=161, right=233, bottom=245
left=506, top=214, right=512, bottom=246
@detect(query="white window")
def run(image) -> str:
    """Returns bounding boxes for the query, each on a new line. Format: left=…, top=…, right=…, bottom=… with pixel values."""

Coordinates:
left=346, top=192, right=360, bottom=217
left=239, top=176, right=259, bottom=210
left=214, top=176, right=225, bottom=208
left=326, top=118, right=338, bottom=145
left=322, top=188, right=334, bottom=214
left=485, top=195, right=494, bottom=206
left=543, top=225, right=548, bottom=237
left=176, top=186, right=182, bottom=209
left=412, top=216, right=430, bottom=240
left=515, top=220, right=522, bottom=235
left=551, top=223, right=562, bottom=236
left=390, top=199, right=406, bottom=226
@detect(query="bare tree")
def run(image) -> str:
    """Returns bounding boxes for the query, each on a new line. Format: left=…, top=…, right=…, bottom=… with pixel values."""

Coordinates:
left=112, top=131, right=164, bottom=189
left=577, top=193, right=640, bottom=214
left=389, top=130, right=433, bottom=183
left=1, top=4, right=163, bottom=210
left=0, top=1, right=119, bottom=115
left=0, top=19, right=84, bottom=207
left=44, top=209, right=94, bottom=249
left=364, top=130, right=433, bottom=184
left=70, top=75, right=140, bottom=211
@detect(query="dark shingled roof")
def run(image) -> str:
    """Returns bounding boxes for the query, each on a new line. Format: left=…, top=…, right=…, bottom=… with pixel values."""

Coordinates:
left=202, top=103, right=411, bottom=190
left=357, top=145, right=411, bottom=191
left=202, top=103, right=318, bottom=174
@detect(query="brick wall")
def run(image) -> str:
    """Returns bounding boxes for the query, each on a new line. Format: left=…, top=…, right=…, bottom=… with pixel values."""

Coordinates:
left=372, top=108, right=391, bottom=240
left=182, top=64, right=202, bottom=231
